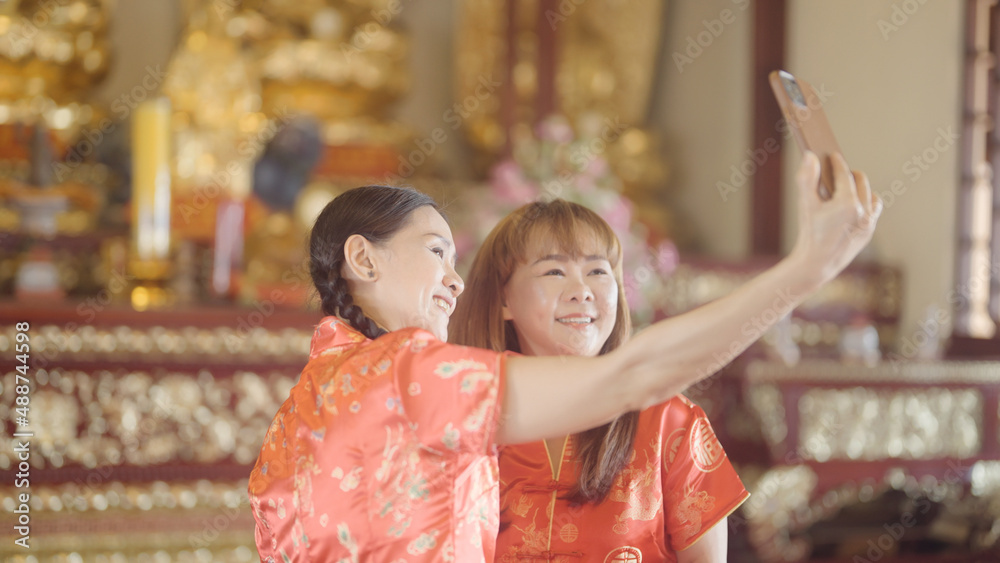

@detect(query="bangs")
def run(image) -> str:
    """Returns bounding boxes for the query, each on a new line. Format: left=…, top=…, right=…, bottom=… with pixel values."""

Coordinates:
left=499, top=200, right=623, bottom=281
left=451, top=197, right=632, bottom=358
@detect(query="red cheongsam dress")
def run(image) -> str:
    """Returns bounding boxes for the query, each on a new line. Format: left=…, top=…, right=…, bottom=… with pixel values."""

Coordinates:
left=495, top=396, right=748, bottom=562
left=248, top=317, right=510, bottom=562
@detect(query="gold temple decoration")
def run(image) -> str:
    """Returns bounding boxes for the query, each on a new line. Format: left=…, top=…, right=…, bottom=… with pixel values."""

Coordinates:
left=129, top=97, right=174, bottom=309
left=742, top=464, right=818, bottom=562
left=163, top=1, right=264, bottom=241
left=0, top=0, right=113, bottom=140
left=454, top=0, right=671, bottom=226
left=165, top=4, right=262, bottom=194
left=1, top=479, right=251, bottom=518
left=797, top=388, right=981, bottom=462
left=242, top=0, right=409, bottom=125
left=972, top=460, right=1000, bottom=498
left=748, top=358, right=1000, bottom=385
left=747, top=383, right=788, bottom=446
left=0, top=367, right=298, bottom=470
left=747, top=360, right=993, bottom=462
left=0, top=317, right=309, bottom=560
left=740, top=463, right=994, bottom=562
left=663, top=263, right=902, bottom=352
left=664, top=264, right=902, bottom=319
left=0, top=322, right=312, bottom=363
left=234, top=0, right=412, bottom=176
left=0, top=0, right=115, bottom=240
left=160, top=1, right=415, bottom=302
left=0, top=480, right=256, bottom=561
left=454, top=0, right=663, bottom=152
left=742, top=359, right=1000, bottom=561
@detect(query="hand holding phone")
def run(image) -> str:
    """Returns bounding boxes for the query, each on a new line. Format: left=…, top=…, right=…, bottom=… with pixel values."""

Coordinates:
left=769, top=70, right=842, bottom=200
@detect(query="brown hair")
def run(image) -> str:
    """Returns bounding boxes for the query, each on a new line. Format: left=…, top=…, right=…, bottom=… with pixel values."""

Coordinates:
left=310, top=185, right=438, bottom=340
left=450, top=199, right=639, bottom=503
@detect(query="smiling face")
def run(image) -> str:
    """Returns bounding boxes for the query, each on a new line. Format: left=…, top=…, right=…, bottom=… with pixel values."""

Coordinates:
left=502, top=231, right=619, bottom=357
left=366, top=206, right=463, bottom=341
left=448, top=199, right=630, bottom=357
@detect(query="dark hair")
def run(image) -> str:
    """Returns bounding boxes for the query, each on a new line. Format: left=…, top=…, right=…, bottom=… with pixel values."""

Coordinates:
left=310, top=185, right=438, bottom=340
left=449, top=199, right=639, bottom=504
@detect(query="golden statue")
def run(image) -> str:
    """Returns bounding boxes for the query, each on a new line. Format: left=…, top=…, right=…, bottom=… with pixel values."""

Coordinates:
left=455, top=0, right=673, bottom=235
left=0, top=0, right=114, bottom=236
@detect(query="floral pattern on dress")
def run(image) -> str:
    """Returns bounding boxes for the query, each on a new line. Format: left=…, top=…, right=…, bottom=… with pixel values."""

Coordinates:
left=248, top=317, right=511, bottom=562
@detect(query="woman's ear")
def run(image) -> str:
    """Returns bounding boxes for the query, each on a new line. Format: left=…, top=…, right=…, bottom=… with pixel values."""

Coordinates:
left=501, top=291, right=513, bottom=321
left=343, top=234, right=377, bottom=281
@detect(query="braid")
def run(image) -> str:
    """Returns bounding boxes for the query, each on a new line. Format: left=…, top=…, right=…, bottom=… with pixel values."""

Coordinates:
left=329, top=276, right=385, bottom=340
left=309, top=185, right=438, bottom=340
left=315, top=250, right=386, bottom=340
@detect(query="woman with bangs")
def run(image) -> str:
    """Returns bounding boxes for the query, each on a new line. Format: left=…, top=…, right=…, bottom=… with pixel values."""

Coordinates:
left=450, top=200, right=748, bottom=562
left=250, top=152, right=880, bottom=561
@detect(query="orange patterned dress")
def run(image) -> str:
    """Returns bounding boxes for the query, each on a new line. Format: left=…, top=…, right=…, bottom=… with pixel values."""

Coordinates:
left=495, top=396, right=748, bottom=562
left=248, top=317, right=509, bottom=562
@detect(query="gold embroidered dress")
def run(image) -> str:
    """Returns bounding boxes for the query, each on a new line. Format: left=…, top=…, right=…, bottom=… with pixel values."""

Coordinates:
left=249, top=317, right=510, bottom=562
left=496, top=396, right=749, bottom=562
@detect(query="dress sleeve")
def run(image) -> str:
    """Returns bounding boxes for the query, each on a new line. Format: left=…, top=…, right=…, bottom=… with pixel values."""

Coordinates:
left=392, top=330, right=510, bottom=455
left=661, top=400, right=750, bottom=552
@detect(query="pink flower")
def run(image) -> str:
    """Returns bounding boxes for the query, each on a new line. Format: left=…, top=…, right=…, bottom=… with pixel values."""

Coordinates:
left=490, top=159, right=537, bottom=205
left=602, top=196, right=633, bottom=234
left=536, top=115, right=574, bottom=144
left=655, top=240, right=679, bottom=275
left=622, top=272, right=647, bottom=312
left=584, top=157, right=608, bottom=177
left=574, top=174, right=596, bottom=194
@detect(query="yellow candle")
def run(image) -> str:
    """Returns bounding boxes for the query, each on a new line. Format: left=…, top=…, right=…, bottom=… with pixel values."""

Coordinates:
left=131, top=97, right=172, bottom=261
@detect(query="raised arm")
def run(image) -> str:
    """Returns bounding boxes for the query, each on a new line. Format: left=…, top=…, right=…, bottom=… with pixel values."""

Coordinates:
left=497, top=152, right=881, bottom=444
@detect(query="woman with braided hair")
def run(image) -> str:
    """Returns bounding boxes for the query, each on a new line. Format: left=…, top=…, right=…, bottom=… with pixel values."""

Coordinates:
left=248, top=152, right=881, bottom=562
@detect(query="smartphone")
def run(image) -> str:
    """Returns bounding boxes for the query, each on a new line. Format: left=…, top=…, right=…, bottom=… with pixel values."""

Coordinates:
left=769, top=70, right=842, bottom=200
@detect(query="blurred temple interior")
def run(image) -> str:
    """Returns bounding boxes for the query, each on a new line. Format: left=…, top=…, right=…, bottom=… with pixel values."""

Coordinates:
left=0, top=0, right=999, bottom=561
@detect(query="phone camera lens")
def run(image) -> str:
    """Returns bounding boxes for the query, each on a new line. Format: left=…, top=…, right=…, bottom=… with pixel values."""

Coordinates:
left=781, top=75, right=807, bottom=107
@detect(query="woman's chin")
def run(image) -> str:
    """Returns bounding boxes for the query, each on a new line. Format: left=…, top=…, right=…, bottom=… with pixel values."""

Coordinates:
left=430, top=320, right=449, bottom=341
left=527, top=341, right=600, bottom=357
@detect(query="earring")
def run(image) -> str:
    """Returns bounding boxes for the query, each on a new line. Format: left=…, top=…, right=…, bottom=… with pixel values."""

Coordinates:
left=367, top=270, right=375, bottom=279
